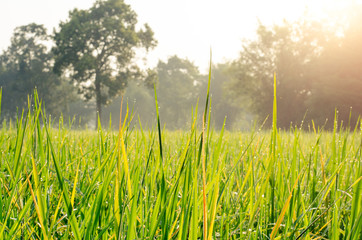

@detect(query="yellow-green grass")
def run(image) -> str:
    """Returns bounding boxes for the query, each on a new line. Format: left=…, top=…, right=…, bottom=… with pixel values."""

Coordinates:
left=0, top=70, right=361, bottom=239
left=0, top=106, right=361, bottom=239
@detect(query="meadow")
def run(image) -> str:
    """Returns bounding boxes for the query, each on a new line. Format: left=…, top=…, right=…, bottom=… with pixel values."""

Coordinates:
left=0, top=74, right=361, bottom=240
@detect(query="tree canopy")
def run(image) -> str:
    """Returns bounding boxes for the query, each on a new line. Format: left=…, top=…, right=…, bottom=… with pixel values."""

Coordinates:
left=156, top=55, right=203, bottom=129
left=305, top=5, right=362, bottom=128
left=52, top=0, right=157, bottom=127
left=227, top=11, right=362, bottom=129
left=0, top=23, right=74, bottom=119
left=227, top=20, right=330, bottom=128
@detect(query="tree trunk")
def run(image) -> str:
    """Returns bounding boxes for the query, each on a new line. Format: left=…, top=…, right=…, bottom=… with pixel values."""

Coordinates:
left=95, top=75, right=101, bottom=130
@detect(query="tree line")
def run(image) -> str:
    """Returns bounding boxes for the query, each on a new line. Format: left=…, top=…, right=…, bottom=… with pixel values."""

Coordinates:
left=1, top=0, right=361, bottom=130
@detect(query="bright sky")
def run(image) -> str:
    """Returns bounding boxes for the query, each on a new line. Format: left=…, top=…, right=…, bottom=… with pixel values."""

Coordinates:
left=0, top=0, right=360, bottom=73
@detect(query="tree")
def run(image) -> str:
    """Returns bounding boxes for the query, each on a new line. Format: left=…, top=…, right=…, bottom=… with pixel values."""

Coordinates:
left=206, top=63, right=248, bottom=130
left=228, top=20, right=328, bottom=128
left=156, top=55, right=203, bottom=129
left=306, top=3, right=362, bottom=128
left=52, top=0, right=157, bottom=128
left=0, top=23, right=74, bottom=119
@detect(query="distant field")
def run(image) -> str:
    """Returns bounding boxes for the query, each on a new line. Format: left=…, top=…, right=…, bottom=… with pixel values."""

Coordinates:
left=0, top=109, right=361, bottom=239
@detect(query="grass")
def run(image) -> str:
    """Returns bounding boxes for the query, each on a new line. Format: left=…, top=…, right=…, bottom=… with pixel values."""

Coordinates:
left=0, top=69, right=361, bottom=239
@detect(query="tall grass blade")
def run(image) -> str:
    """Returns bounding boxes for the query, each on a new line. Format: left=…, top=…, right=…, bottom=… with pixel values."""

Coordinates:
left=201, top=51, right=212, bottom=240
left=154, top=83, right=163, bottom=161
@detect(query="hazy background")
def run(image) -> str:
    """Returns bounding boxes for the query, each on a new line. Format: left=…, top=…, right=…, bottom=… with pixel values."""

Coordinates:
left=1, top=0, right=357, bottom=72
left=0, top=0, right=362, bottom=130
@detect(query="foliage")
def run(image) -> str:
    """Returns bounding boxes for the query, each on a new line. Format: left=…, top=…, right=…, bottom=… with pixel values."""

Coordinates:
left=305, top=4, right=362, bottom=128
left=0, top=23, right=75, bottom=119
left=228, top=20, right=328, bottom=128
left=207, top=63, right=251, bottom=130
left=155, top=55, right=204, bottom=129
left=1, top=1, right=362, bottom=132
left=52, top=0, right=157, bottom=127
left=228, top=9, right=362, bottom=129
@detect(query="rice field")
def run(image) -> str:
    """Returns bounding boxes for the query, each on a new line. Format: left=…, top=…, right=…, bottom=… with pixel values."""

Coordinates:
left=0, top=75, right=361, bottom=239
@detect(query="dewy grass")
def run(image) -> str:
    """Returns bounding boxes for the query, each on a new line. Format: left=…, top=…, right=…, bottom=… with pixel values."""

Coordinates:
left=0, top=72, right=361, bottom=239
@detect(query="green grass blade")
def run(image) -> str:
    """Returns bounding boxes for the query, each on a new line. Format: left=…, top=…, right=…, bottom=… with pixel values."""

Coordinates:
left=153, top=83, right=163, bottom=161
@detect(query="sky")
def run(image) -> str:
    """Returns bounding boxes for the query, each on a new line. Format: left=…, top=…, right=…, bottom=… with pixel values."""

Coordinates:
left=0, top=0, right=360, bottom=73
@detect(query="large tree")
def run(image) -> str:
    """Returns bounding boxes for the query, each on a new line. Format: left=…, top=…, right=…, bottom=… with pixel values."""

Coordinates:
left=0, top=23, right=73, bottom=119
left=228, top=20, right=328, bottom=128
left=52, top=0, right=156, bottom=127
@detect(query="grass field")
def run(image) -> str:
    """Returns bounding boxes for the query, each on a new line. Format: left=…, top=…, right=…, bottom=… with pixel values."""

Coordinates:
left=0, top=74, right=361, bottom=239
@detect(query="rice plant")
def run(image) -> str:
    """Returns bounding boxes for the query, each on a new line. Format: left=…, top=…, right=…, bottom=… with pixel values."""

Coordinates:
left=0, top=65, right=361, bottom=240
